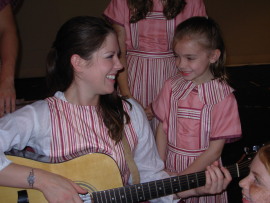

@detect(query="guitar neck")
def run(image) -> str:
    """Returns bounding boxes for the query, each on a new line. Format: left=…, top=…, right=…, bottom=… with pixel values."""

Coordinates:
left=91, top=161, right=250, bottom=203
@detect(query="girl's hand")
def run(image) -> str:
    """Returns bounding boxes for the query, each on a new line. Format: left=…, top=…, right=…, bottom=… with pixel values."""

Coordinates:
left=175, top=161, right=232, bottom=199
left=35, top=169, right=88, bottom=203
left=195, top=162, right=232, bottom=195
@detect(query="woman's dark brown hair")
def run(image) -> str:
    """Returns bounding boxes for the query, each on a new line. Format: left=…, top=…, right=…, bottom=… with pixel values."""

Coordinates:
left=46, top=16, right=130, bottom=143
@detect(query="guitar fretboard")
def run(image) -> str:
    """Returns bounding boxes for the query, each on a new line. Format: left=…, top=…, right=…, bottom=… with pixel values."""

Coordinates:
left=92, top=161, right=250, bottom=203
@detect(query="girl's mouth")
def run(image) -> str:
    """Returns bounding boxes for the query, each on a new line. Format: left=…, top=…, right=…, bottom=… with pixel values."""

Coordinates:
left=242, top=195, right=251, bottom=203
left=180, top=71, right=191, bottom=76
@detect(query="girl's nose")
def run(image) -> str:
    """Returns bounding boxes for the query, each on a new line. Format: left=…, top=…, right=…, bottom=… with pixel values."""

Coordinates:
left=239, top=176, right=249, bottom=189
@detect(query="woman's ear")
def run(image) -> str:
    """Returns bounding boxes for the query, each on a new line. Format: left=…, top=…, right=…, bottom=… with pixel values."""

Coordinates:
left=70, top=54, right=84, bottom=72
left=210, top=49, right=221, bottom=63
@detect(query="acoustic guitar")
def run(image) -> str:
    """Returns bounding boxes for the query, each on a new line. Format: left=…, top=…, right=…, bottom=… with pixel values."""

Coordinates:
left=0, top=152, right=251, bottom=203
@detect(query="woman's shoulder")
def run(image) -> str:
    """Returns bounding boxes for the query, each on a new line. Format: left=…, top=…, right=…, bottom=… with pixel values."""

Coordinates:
left=123, top=98, right=147, bottom=121
left=14, top=99, right=50, bottom=118
left=124, top=98, right=143, bottom=113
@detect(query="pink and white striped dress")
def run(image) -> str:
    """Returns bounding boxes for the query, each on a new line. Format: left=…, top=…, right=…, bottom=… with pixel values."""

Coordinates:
left=46, top=97, right=138, bottom=185
left=152, top=75, right=242, bottom=203
left=104, top=0, right=207, bottom=133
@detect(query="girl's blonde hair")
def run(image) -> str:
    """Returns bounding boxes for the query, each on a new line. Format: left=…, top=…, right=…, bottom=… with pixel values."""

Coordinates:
left=173, top=16, right=228, bottom=82
left=258, top=144, right=270, bottom=174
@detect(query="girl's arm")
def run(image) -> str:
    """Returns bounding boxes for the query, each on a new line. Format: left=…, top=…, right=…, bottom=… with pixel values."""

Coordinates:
left=0, top=163, right=87, bottom=202
left=156, top=123, right=167, bottom=162
left=112, top=24, right=132, bottom=98
left=179, top=139, right=226, bottom=175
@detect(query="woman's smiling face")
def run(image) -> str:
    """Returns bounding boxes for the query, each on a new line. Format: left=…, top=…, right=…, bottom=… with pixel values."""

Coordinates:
left=239, top=155, right=270, bottom=203
left=78, top=33, right=123, bottom=100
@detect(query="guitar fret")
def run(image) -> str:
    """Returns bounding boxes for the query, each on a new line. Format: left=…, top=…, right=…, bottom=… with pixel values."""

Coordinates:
left=93, top=191, right=104, bottom=203
left=187, top=174, right=190, bottom=189
left=142, top=181, right=153, bottom=201
left=135, top=184, right=145, bottom=201
left=155, top=179, right=165, bottom=197
left=106, top=190, right=111, bottom=202
left=170, top=176, right=180, bottom=193
left=187, top=173, right=198, bottom=189
left=122, top=186, right=130, bottom=202
left=154, top=180, right=159, bottom=198
left=198, top=172, right=206, bottom=187
left=110, top=188, right=117, bottom=202
left=114, top=188, right=122, bottom=202
left=163, top=178, right=172, bottom=195
left=177, top=176, right=181, bottom=192
left=169, top=177, right=173, bottom=194
left=195, top=172, right=199, bottom=186
left=129, top=184, right=139, bottom=202
left=99, top=192, right=104, bottom=202
left=179, top=175, right=189, bottom=191
left=124, top=186, right=133, bottom=203
left=146, top=182, right=152, bottom=200
left=146, top=180, right=158, bottom=199
left=118, top=187, right=126, bottom=203
left=141, top=182, right=149, bottom=201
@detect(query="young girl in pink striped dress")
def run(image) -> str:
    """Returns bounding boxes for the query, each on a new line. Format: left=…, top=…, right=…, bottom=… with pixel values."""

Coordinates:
left=151, top=16, right=242, bottom=203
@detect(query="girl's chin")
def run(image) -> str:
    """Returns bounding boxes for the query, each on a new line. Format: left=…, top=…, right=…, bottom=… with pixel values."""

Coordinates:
left=242, top=197, right=251, bottom=203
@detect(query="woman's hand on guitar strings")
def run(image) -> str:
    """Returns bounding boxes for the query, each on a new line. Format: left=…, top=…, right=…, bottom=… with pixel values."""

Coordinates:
left=34, top=169, right=87, bottom=203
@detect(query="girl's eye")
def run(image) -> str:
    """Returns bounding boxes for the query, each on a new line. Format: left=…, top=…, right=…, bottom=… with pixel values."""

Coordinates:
left=106, top=55, right=114, bottom=59
left=254, top=176, right=261, bottom=185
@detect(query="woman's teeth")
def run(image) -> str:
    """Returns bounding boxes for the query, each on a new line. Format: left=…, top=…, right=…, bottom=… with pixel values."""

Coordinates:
left=106, top=75, right=115, bottom=79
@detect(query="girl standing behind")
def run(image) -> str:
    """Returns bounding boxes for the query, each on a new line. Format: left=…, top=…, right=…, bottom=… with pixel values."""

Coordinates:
left=103, top=0, right=206, bottom=133
left=151, top=16, right=242, bottom=202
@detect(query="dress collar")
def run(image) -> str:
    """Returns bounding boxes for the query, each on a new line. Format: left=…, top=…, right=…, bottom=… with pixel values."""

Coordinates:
left=170, top=74, right=234, bottom=105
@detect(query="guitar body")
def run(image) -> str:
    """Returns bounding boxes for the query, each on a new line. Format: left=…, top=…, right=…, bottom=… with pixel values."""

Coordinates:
left=0, top=153, right=123, bottom=203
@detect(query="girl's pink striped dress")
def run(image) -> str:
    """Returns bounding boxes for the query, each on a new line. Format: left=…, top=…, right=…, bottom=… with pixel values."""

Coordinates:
left=152, top=75, right=242, bottom=203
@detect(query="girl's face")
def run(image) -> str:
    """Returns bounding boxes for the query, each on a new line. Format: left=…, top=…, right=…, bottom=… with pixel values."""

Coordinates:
left=174, top=37, right=219, bottom=84
left=239, top=155, right=270, bottom=203
left=78, top=33, right=122, bottom=101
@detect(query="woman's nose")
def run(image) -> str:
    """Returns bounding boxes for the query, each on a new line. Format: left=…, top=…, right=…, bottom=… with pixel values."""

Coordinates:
left=115, top=57, right=123, bottom=70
